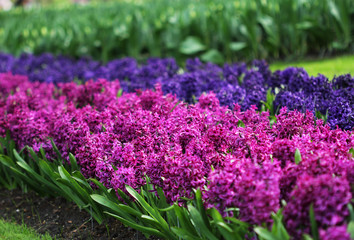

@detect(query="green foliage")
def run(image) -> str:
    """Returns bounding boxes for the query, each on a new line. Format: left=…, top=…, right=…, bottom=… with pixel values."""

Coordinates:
left=261, top=88, right=275, bottom=115
left=0, top=0, right=353, bottom=64
left=294, top=148, right=302, bottom=165
left=309, top=204, right=319, bottom=240
left=254, top=209, right=289, bottom=240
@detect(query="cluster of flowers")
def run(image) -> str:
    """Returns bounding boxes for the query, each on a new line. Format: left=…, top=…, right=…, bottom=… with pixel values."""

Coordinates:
left=0, top=53, right=353, bottom=130
left=1, top=73, right=353, bottom=239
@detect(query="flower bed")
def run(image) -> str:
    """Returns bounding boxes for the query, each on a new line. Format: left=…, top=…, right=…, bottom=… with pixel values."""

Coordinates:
left=1, top=73, right=353, bottom=239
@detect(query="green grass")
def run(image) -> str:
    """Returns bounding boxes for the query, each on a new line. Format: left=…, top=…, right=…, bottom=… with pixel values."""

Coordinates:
left=0, top=219, right=53, bottom=240
left=270, top=55, right=354, bottom=78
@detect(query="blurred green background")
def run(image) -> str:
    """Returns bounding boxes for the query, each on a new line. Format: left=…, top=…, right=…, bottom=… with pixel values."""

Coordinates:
left=0, top=0, right=353, bottom=64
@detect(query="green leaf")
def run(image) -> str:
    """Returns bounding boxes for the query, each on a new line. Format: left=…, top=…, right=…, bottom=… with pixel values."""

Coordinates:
left=302, top=234, right=314, bottom=240
left=50, top=139, right=62, bottom=161
left=179, top=36, right=206, bottom=55
left=201, top=49, right=224, bottom=64
left=91, top=194, right=132, bottom=219
left=171, top=227, right=201, bottom=240
left=349, top=148, right=354, bottom=158
left=254, top=227, right=280, bottom=240
left=229, top=42, right=247, bottom=52
left=105, top=212, right=167, bottom=239
left=173, top=204, right=199, bottom=236
left=237, top=120, right=245, bottom=128
left=309, top=204, right=319, bottom=240
left=68, top=153, right=79, bottom=172
left=188, top=205, right=218, bottom=240
left=209, top=208, right=240, bottom=240
left=117, top=88, right=123, bottom=98
left=27, top=147, right=39, bottom=162
left=125, top=185, right=172, bottom=238
left=295, top=21, right=313, bottom=30
left=294, top=148, right=302, bottom=165
left=348, top=204, right=354, bottom=221
left=347, top=221, right=354, bottom=240
left=58, top=167, right=104, bottom=223
left=13, top=150, right=61, bottom=196
left=194, top=189, right=211, bottom=229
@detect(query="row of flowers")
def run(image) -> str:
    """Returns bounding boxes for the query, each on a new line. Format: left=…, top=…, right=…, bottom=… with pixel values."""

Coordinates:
left=0, top=53, right=353, bottom=130
left=1, top=73, right=353, bottom=239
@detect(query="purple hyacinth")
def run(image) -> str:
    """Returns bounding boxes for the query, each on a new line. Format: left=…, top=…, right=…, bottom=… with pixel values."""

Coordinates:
left=283, top=174, right=352, bottom=239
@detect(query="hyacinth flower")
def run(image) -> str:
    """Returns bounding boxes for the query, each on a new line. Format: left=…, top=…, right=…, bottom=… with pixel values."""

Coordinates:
left=1, top=73, right=354, bottom=239
left=1, top=53, right=353, bottom=130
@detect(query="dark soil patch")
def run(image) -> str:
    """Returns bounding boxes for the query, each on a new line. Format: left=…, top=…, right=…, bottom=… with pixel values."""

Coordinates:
left=0, top=188, right=161, bottom=239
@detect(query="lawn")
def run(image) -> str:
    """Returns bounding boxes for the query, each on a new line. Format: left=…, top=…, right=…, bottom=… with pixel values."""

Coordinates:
left=0, top=219, right=53, bottom=240
left=270, top=55, right=354, bottom=78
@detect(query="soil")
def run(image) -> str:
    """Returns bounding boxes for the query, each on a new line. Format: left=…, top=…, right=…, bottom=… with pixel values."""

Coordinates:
left=0, top=188, right=161, bottom=239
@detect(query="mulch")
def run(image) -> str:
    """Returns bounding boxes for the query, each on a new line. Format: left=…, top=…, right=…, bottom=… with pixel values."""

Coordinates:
left=0, top=188, right=161, bottom=239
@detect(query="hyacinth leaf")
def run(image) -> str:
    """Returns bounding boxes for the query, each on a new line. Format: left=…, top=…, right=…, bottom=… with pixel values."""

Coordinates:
left=0, top=155, right=46, bottom=195
left=13, top=149, right=61, bottom=196
left=187, top=205, right=219, bottom=240
left=27, top=147, right=39, bottom=162
left=347, top=221, right=354, bottom=239
left=56, top=178, right=88, bottom=207
left=125, top=185, right=177, bottom=239
left=194, top=188, right=211, bottom=230
left=309, top=204, right=319, bottom=240
left=4, top=132, right=15, bottom=160
left=270, top=211, right=290, bottom=240
left=39, top=146, right=48, bottom=162
left=171, top=227, right=201, bottom=240
left=126, top=185, right=165, bottom=224
left=57, top=166, right=105, bottom=223
left=348, top=204, right=354, bottom=221
left=209, top=208, right=243, bottom=240
left=266, top=88, right=275, bottom=115
left=71, top=171, right=92, bottom=191
left=173, top=204, right=199, bottom=236
left=37, top=159, right=69, bottom=196
left=116, top=188, right=139, bottom=210
left=269, top=116, right=277, bottom=127
left=159, top=204, right=175, bottom=212
left=0, top=142, right=3, bottom=155
left=91, top=194, right=136, bottom=222
left=0, top=155, right=22, bottom=189
left=237, top=120, right=246, bottom=128
left=117, top=204, right=143, bottom=218
left=294, top=148, right=302, bottom=165
left=104, top=212, right=168, bottom=239
left=117, top=88, right=123, bottom=98
left=170, top=101, right=180, bottom=113
left=349, top=148, right=354, bottom=158
left=58, top=168, right=99, bottom=209
left=68, top=153, right=79, bottom=172
left=302, top=234, right=313, bottom=240
left=50, top=139, right=62, bottom=161
left=254, top=227, right=282, bottom=240
left=179, top=36, right=206, bottom=55
left=90, top=178, right=110, bottom=194
left=156, top=187, right=168, bottom=208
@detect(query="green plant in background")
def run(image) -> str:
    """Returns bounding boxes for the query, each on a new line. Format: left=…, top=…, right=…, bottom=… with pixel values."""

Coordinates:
left=0, top=0, right=353, bottom=64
